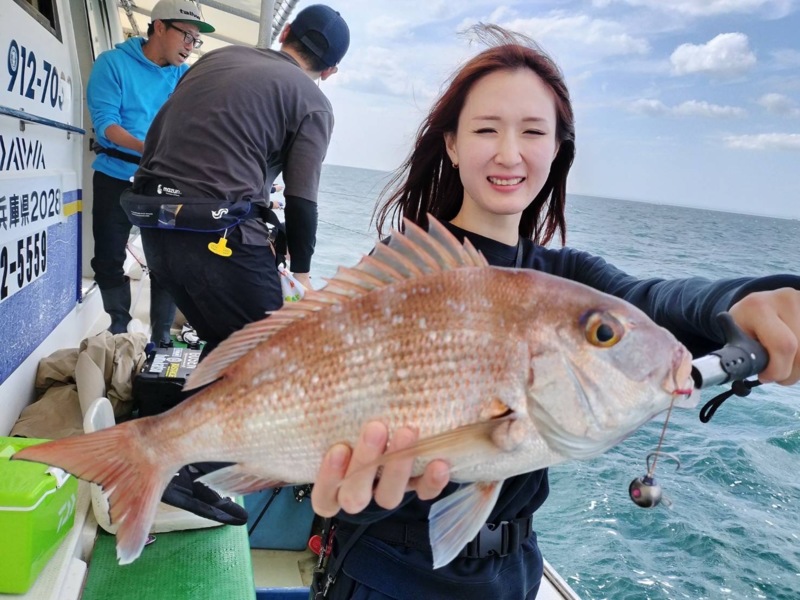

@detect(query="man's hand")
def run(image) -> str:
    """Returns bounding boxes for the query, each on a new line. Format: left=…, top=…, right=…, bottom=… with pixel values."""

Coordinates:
left=293, top=272, right=312, bottom=290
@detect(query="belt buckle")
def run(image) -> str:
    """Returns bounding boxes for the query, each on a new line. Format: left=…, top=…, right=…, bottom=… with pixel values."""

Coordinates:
left=479, top=521, right=510, bottom=557
left=459, top=516, right=531, bottom=559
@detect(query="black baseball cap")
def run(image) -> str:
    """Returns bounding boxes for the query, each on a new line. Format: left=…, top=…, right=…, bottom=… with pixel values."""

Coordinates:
left=291, top=4, right=350, bottom=67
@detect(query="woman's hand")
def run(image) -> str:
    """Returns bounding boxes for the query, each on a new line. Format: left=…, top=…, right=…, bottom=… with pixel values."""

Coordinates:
left=311, top=421, right=451, bottom=518
left=729, top=287, right=800, bottom=385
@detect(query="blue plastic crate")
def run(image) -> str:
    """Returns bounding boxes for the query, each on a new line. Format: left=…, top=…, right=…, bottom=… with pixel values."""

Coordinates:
left=245, top=486, right=315, bottom=551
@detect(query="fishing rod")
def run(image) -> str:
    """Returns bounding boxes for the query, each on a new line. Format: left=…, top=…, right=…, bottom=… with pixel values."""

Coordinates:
left=629, top=312, right=769, bottom=508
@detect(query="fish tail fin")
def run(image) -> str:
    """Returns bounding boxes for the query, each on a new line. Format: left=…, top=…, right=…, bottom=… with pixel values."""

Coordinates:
left=12, top=422, right=175, bottom=564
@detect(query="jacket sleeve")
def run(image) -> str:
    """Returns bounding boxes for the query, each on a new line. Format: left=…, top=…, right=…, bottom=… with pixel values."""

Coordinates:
left=86, top=52, right=124, bottom=143
left=283, top=195, right=317, bottom=273
left=539, top=247, right=800, bottom=357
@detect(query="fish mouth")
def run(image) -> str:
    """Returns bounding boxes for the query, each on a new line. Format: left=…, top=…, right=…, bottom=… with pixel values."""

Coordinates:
left=663, top=345, right=698, bottom=407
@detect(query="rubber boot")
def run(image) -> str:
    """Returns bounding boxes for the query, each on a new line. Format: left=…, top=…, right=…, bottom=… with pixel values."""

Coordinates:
left=149, top=282, right=177, bottom=346
left=100, top=278, right=132, bottom=334
left=160, top=462, right=248, bottom=525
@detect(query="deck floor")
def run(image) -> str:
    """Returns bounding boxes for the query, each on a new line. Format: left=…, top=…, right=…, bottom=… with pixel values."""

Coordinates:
left=251, top=549, right=317, bottom=589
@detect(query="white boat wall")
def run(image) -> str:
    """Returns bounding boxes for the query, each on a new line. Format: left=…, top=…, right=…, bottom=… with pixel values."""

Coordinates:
left=0, top=0, right=116, bottom=435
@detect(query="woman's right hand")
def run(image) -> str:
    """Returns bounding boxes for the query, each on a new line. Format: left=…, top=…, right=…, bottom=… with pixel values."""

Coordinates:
left=311, top=421, right=451, bottom=517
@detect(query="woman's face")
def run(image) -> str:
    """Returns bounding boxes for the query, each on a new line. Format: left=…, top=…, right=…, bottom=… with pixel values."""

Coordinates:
left=445, top=68, right=560, bottom=227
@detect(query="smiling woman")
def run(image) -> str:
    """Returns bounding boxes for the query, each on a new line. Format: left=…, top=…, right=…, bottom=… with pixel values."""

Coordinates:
left=444, top=68, right=561, bottom=246
left=307, top=23, right=800, bottom=600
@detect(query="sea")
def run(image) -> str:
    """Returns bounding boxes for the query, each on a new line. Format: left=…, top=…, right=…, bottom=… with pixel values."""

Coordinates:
left=309, top=163, right=800, bottom=600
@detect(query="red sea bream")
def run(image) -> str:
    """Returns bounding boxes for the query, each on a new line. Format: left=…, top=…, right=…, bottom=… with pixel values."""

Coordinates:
left=13, top=216, right=696, bottom=568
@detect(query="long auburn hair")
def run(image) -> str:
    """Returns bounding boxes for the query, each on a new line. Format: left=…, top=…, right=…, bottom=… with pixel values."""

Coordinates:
left=374, top=25, right=575, bottom=246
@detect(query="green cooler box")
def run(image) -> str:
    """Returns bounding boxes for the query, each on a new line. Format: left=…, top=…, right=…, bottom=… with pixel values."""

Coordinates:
left=0, top=436, right=79, bottom=594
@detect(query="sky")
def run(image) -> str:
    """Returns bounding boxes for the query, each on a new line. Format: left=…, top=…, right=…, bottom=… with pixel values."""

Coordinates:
left=283, top=0, right=800, bottom=220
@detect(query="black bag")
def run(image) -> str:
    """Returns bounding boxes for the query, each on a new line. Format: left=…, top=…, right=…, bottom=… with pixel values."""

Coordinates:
left=120, top=188, right=256, bottom=232
left=132, top=345, right=202, bottom=416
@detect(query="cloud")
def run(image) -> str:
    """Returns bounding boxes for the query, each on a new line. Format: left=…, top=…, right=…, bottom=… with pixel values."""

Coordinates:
left=629, top=98, right=670, bottom=115
left=592, top=0, right=794, bottom=17
left=498, top=13, right=651, bottom=57
left=629, top=98, right=746, bottom=117
left=724, top=133, right=800, bottom=150
left=670, top=33, right=756, bottom=77
left=334, top=45, right=441, bottom=99
left=757, top=93, right=800, bottom=116
left=365, top=15, right=413, bottom=42
left=770, top=48, right=800, bottom=69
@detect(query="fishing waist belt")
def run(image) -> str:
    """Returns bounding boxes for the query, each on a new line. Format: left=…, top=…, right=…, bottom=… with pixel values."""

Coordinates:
left=120, top=188, right=258, bottom=233
left=338, top=515, right=533, bottom=559
left=90, top=139, right=141, bottom=165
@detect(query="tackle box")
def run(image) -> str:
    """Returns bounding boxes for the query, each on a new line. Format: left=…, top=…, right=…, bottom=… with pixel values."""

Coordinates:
left=245, top=486, right=315, bottom=551
left=132, top=345, right=202, bottom=416
left=0, top=436, right=78, bottom=594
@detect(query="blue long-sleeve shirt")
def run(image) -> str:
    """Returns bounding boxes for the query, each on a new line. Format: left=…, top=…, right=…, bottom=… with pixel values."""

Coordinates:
left=331, top=222, right=800, bottom=599
left=87, top=38, right=187, bottom=181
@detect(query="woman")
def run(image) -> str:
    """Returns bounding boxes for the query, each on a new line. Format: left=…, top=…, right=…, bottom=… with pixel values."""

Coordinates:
left=310, top=25, right=800, bottom=599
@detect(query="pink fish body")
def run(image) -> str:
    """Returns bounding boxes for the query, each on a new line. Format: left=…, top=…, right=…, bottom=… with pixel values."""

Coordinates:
left=14, top=216, right=695, bottom=567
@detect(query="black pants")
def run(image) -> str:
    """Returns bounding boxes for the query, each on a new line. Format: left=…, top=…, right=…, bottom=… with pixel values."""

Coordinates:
left=91, top=171, right=177, bottom=340
left=140, top=226, right=282, bottom=353
left=91, top=171, right=134, bottom=290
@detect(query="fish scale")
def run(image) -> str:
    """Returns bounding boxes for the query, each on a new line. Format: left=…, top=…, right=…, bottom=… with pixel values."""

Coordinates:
left=13, top=216, right=696, bottom=568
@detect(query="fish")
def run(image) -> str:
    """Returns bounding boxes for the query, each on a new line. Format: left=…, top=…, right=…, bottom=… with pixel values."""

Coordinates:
left=13, top=215, right=697, bottom=568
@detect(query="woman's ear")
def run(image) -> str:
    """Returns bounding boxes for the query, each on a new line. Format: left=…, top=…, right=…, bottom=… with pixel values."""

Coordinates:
left=444, top=132, right=458, bottom=166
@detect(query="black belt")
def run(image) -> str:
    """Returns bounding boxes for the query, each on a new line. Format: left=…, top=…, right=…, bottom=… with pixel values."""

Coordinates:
left=90, top=139, right=141, bottom=165
left=337, top=515, right=533, bottom=559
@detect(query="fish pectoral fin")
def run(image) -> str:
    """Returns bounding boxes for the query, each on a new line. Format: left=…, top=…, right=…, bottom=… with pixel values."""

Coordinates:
left=198, top=464, right=287, bottom=496
left=428, top=481, right=503, bottom=569
left=359, top=417, right=514, bottom=474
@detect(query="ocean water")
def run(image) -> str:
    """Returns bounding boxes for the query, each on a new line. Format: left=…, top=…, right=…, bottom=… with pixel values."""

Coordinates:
left=311, top=163, right=800, bottom=600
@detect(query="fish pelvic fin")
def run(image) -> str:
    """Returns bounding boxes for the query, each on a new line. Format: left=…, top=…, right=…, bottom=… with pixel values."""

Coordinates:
left=185, top=214, right=488, bottom=391
left=429, top=481, right=503, bottom=569
left=198, top=464, right=288, bottom=497
left=12, top=423, right=174, bottom=565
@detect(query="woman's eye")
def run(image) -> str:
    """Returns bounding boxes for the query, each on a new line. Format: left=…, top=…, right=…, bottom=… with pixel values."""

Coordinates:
left=474, top=128, right=496, bottom=134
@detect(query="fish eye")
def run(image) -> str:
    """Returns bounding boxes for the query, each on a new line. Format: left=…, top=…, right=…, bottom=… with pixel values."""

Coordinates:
left=584, top=311, right=624, bottom=347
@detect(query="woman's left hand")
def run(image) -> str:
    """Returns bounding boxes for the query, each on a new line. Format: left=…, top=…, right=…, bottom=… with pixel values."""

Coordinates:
left=729, top=287, right=800, bottom=385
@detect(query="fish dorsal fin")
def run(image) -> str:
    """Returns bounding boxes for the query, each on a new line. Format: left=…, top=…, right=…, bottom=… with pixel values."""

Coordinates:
left=184, top=215, right=488, bottom=391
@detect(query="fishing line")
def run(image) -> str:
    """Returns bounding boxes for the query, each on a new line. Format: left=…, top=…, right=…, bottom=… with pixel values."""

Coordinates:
left=319, top=188, right=382, bottom=200
left=628, top=397, right=681, bottom=508
left=648, top=399, right=674, bottom=475
left=318, top=218, right=374, bottom=239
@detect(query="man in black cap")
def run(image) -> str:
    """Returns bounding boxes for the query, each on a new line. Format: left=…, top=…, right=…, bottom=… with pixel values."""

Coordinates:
left=128, top=4, right=350, bottom=353
left=123, top=4, right=349, bottom=526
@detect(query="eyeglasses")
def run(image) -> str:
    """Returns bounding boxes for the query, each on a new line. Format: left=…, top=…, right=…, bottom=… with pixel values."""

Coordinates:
left=167, top=22, right=203, bottom=49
